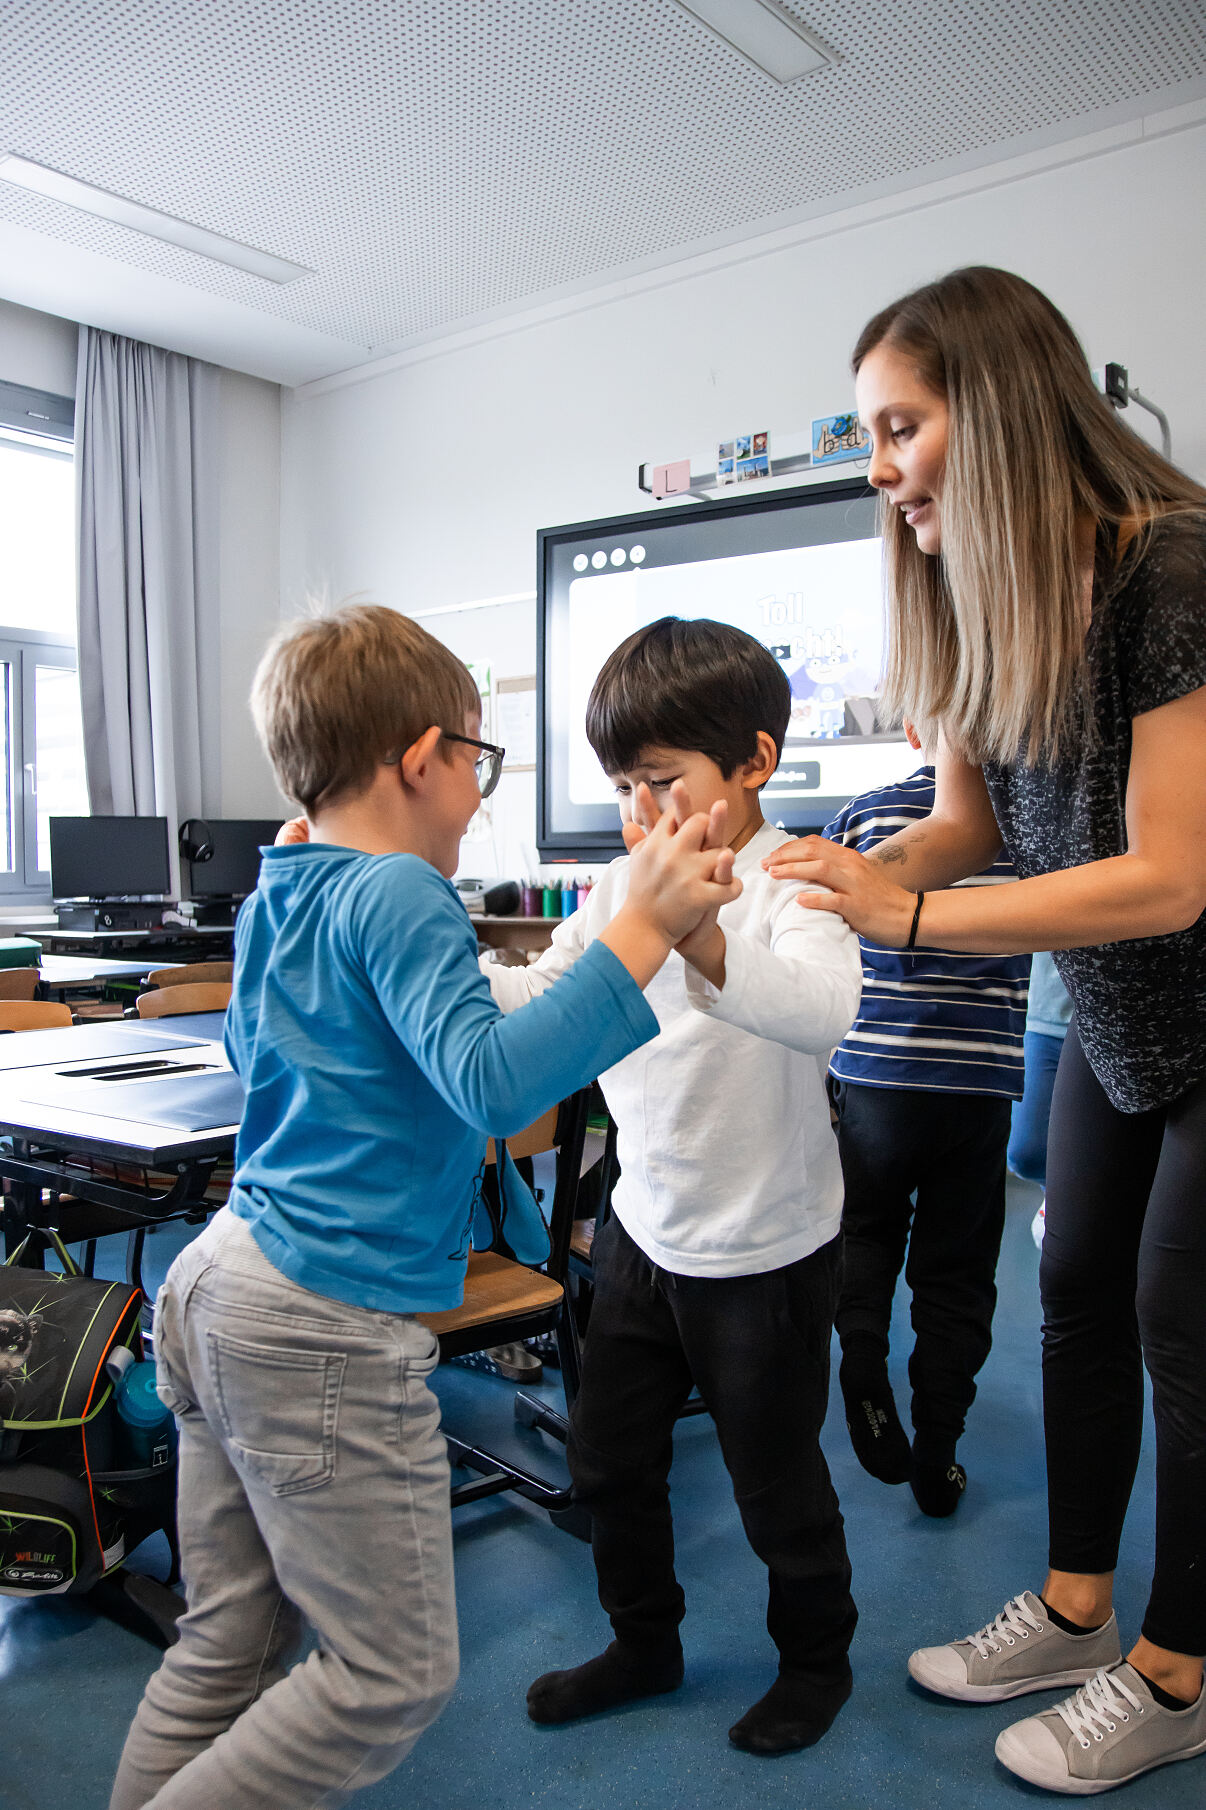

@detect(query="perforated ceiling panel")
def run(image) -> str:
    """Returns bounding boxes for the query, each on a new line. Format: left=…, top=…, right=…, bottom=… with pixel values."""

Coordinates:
left=0, top=0, right=1203, bottom=367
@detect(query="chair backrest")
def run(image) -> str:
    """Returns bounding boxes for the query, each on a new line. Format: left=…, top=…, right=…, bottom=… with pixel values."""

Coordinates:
left=0, top=1000, right=74, bottom=1030
left=136, top=981, right=232, bottom=1018
left=147, top=962, right=234, bottom=988
left=0, top=968, right=39, bottom=1001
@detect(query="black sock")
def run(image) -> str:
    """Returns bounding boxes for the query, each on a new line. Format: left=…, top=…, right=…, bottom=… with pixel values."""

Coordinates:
left=1131, top=1666, right=1202, bottom=1712
left=909, top=1431, right=964, bottom=1518
left=728, top=1662, right=853, bottom=1755
left=838, top=1351, right=911, bottom=1484
left=526, top=1640, right=684, bottom=1724
left=1039, top=1598, right=1107, bottom=1637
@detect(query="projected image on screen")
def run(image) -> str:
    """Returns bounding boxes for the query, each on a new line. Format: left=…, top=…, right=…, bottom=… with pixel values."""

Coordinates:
left=565, top=538, right=894, bottom=810
left=538, top=478, right=919, bottom=857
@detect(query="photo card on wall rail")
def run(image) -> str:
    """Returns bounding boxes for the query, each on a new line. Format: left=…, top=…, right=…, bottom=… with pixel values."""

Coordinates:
left=717, top=431, right=771, bottom=484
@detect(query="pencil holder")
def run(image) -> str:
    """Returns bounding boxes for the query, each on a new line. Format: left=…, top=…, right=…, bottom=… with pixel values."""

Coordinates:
left=521, top=885, right=541, bottom=917
left=542, top=885, right=561, bottom=918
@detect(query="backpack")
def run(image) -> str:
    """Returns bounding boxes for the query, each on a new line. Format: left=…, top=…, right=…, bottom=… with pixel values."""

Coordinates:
left=0, top=1232, right=149, bottom=1596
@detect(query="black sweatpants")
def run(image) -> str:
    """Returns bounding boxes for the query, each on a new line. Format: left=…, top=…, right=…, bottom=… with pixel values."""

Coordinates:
left=1042, top=1024, right=1206, bottom=1657
left=567, top=1213, right=856, bottom=1676
left=831, top=1079, right=1012, bottom=1454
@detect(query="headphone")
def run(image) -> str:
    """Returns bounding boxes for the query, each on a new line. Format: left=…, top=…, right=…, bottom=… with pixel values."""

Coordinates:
left=178, top=818, right=214, bottom=864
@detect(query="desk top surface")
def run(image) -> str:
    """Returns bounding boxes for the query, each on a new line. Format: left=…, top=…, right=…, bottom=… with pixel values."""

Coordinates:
left=127, top=1010, right=227, bottom=1041
left=0, top=1020, right=207, bottom=1071
left=38, top=954, right=185, bottom=982
left=41, top=924, right=233, bottom=944
left=0, top=1032, right=240, bottom=1162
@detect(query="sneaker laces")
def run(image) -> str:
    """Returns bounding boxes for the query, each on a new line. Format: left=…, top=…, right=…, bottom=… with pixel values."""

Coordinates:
left=1056, top=1668, right=1143, bottom=1749
left=966, top=1595, right=1045, bottom=1658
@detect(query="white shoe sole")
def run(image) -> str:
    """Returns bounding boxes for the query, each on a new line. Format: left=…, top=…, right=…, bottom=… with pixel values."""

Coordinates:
left=995, top=1722, right=1206, bottom=1793
left=908, top=1654, right=1110, bottom=1704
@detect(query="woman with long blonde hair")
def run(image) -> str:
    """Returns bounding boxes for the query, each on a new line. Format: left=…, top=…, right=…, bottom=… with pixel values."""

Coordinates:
left=767, top=266, right=1206, bottom=1795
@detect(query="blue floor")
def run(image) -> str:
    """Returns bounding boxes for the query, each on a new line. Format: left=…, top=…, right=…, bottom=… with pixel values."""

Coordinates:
left=2, top=1178, right=1197, bottom=1809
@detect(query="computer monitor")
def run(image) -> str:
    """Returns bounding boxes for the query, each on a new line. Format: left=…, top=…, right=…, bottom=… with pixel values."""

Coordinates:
left=536, top=475, right=916, bottom=859
left=184, top=819, right=283, bottom=899
left=49, top=816, right=171, bottom=900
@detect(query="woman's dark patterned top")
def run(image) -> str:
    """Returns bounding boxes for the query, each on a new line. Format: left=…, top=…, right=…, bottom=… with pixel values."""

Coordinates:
left=983, top=512, right=1206, bottom=1113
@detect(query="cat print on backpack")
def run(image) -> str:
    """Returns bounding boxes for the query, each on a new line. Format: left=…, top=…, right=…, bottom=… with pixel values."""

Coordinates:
left=0, top=1307, right=44, bottom=1413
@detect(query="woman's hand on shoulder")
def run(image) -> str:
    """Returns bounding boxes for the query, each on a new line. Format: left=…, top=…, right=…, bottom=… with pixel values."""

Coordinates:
left=762, top=836, right=917, bottom=946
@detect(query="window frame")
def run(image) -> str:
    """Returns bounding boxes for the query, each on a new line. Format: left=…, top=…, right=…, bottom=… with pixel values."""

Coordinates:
left=0, top=380, right=81, bottom=903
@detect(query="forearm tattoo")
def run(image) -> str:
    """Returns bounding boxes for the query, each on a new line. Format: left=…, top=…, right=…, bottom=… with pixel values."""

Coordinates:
left=870, top=829, right=926, bottom=869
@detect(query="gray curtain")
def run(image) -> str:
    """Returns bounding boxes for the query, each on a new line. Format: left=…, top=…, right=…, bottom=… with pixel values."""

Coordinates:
left=74, top=327, right=219, bottom=894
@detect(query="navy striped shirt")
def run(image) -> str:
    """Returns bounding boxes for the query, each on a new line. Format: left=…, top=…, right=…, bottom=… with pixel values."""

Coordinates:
left=823, top=768, right=1030, bottom=1099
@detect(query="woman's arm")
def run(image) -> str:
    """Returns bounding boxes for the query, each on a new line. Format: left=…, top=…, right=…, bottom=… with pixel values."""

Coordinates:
left=867, top=744, right=1005, bottom=886
left=764, top=688, right=1206, bottom=953
left=769, top=743, right=1003, bottom=897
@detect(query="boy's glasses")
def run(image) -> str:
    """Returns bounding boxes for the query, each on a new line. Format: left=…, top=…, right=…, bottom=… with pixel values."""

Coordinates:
left=441, top=730, right=505, bottom=799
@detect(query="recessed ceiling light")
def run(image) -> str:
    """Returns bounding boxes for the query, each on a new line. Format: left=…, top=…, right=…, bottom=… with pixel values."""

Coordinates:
left=0, top=154, right=313, bottom=285
left=675, top=0, right=832, bottom=83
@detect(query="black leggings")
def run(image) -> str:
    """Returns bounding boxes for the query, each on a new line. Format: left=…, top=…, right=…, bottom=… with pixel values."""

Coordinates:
left=1042, top=1023, right=1206, bottom=1656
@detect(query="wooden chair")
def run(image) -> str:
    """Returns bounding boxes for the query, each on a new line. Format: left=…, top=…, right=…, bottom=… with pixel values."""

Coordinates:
left=0, top=968, right=39, bottom=1001
left=136, top=981, right=232, bottom=1018
left=419, top=1087, right=592, bottom=1533
left=146, top=962, right=234, bottom=988
left=0, top=1000, right=74, bottom=1031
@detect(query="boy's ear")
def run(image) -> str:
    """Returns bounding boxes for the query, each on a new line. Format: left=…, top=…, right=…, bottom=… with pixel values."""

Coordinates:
left=740, top=730, right=779, bottom=789
left=398, top=726, right=442, bottom=789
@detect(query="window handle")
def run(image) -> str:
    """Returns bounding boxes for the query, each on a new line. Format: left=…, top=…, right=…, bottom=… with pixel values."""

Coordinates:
left=23, top=762, right=36, bottom=797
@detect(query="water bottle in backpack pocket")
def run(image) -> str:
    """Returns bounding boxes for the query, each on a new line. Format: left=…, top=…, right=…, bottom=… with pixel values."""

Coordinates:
left=107, top=1346, right=178, bottom=1471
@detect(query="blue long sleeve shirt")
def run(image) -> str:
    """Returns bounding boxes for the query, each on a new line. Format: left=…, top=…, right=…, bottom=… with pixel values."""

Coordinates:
left=224, top=843, right=658, bottom=1313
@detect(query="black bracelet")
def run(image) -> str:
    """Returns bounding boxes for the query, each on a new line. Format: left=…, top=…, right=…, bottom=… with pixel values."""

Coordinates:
left=907, top=891, right=925, bottom=950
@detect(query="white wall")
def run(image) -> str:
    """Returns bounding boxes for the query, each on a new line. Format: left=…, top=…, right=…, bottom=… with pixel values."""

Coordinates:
left=0, top=298, right=285, bottom=819
left=0, top=296, right=76, bottom=394
left=281, top=106, right=1206, bottom=879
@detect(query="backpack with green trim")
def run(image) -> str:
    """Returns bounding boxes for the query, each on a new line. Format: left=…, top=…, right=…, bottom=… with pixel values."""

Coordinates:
left=0, top=1232, right=147, bottom=1596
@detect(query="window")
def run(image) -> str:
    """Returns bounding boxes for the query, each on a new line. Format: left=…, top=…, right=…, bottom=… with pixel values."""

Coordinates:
left=0, top=380, right=88, bottom=897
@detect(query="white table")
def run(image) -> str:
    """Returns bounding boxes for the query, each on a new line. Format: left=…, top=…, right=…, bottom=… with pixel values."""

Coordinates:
left=37, top=954, right=184, bottom=1000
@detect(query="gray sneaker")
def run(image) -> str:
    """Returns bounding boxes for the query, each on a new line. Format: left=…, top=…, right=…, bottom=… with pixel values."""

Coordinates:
left=995, top=1662, right=1206, bottom=1793
left=907, top=1591, right=1122, bottom=1702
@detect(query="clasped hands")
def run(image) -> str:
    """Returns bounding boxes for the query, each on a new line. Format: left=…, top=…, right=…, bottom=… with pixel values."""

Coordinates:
left=621, top=782, right=738, bottom=986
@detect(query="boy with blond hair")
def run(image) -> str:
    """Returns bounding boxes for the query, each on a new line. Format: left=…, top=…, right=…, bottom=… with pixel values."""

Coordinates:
left=108, top=603, right=739, bottom=1810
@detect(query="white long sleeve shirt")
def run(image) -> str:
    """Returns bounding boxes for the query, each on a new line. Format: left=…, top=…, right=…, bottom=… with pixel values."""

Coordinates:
left=482, top=822, right=862, bottom=1278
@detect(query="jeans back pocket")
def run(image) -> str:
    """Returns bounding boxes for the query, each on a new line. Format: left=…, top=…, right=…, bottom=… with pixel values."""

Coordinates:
left=207, top=1331, right=346, bottom=1497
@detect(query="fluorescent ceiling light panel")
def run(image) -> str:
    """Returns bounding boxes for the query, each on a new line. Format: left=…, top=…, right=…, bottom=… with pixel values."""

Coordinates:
left=675, top=0, right=831, bottom=82
left=0, top=155, right=313, bottom=284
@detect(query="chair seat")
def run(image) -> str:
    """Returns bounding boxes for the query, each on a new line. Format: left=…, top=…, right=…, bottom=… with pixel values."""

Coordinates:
left=420, top=1250, right=562, bottom=1338
left=569, top=1217, right=595, bottom=1261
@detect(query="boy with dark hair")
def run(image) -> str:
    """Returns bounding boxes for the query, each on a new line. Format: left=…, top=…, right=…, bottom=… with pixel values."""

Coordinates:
left=484, top=616, right=864, bottom=1757
left=822, top=729, right=1030, bottom=1517
left=108, top=603, right=740, bottom=1810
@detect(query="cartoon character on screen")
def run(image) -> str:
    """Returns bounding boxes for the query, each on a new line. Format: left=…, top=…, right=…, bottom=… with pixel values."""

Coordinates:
left=787, top=652, right=847, bottom=738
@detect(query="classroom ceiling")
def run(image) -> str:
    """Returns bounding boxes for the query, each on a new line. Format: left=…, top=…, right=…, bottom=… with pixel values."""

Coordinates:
left=0, top=0, right=1204, bottom=388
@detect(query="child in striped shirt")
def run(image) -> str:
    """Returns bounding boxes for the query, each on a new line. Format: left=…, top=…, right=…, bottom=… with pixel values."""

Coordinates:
left=823, top=728, right=1029, bottom=1517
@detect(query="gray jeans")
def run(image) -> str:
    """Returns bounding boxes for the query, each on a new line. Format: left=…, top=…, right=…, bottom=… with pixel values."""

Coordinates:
left=109, top=1207, right=458, bottom=1810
